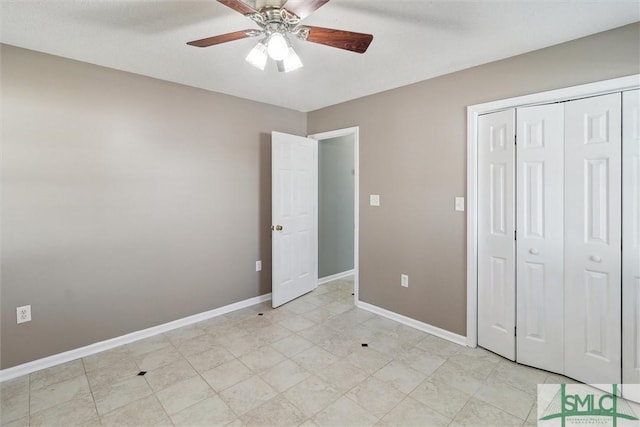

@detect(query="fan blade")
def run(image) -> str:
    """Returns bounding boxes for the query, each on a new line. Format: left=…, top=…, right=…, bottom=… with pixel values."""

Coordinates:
left=217, top=0, right=258, bottom=15
left=302, top=26, right=373, bottom=54
left=283, top=0, right=329, bottom=19
left=187, top=30, right=255, bottom=47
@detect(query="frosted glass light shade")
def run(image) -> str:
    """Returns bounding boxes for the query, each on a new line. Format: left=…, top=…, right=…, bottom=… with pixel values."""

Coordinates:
left=245, top=42, right=267, bottom=70
left=267, top=32, right=289, bottom=61
left=281, top=47, right=303, bottom=72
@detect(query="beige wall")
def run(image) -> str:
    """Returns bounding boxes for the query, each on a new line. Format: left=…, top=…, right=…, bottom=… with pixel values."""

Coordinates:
left=308, top=22, right=640, bottom=336
left=0, top=45, right=306, bottom=369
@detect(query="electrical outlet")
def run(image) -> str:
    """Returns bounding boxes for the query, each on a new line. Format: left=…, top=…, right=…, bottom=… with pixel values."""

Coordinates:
left=401, top=274, right=409, bottom=288
left=256, top=260, right=262, bottom=272
left=17, top=305, right=31, bottom=324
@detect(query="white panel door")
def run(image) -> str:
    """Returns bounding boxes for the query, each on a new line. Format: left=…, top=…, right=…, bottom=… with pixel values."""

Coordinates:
left=272, top=131, right=318, bottom=308
left=516, top=104, right=565, bottom=373
left=565, top=93, right=622, bottom=384
left=623, top=89, right=640, bottom=399
left=478, top=109, right=516, bottom=360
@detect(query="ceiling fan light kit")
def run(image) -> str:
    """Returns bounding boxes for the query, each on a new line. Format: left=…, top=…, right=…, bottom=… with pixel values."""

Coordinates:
left=187, top=0, right=373, bottom=73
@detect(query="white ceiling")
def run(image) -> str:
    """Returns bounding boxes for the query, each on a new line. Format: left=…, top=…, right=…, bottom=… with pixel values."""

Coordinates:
left=1, top=1, right=638, bottom=112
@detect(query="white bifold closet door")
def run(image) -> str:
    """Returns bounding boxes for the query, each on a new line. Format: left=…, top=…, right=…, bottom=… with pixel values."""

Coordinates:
left=477, top=109, right=516, bottom=361
left=623, top=89, right=640, bottom=400
left=478, top=91, right=627, bottom=386
left=515, top=104, right=564, bottom=374
left=564, top=93, right=622, bottom=384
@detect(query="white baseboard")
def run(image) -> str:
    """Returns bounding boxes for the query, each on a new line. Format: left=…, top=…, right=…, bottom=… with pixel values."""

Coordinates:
left=318, top=269, right=355, bottom=285
left=0, top=293, right=272, bottom=382
left=356, top=300, right=468, bottom=347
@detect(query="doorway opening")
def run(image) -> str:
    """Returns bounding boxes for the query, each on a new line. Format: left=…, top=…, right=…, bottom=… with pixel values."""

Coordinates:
left=309, top=127, right=360, bottom=304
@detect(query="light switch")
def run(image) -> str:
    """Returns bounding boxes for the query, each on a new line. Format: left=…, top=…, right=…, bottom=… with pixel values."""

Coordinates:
left=455, top=197, right=465, bottom=212
left=370, top=194, right=380, bottom=206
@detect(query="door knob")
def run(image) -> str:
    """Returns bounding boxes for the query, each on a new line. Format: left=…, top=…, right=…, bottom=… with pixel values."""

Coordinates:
left=590, top=255, right=602, bottom=263
left=275, top=225, right=283, bottom=231
left=529, top=248, right=539, bottom=255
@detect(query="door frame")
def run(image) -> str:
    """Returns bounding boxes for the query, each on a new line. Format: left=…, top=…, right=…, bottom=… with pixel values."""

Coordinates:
left=466, top=74, right=640, bottom=348
left=308, top=127, right=360, bottom=304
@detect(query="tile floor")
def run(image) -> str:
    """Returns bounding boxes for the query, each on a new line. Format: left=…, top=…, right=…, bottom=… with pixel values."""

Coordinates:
left=1, top=279, right=575, bottom=426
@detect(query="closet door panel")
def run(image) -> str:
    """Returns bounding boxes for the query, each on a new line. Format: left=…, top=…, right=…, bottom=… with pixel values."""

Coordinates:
left=565, top=92, right=622, bottom=384
left=516, top=103, right=564, bottom=373
left=478, top=109, right=516, bottom=360
left=623, top=89, right=640, bottom=397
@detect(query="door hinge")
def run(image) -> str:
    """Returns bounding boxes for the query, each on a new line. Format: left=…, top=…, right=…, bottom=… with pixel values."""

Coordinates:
left=514, top=135, right=517, bottom=145
left=514, top=230, right=517, bottom=240
left=514, top=326, right=517, bottom=336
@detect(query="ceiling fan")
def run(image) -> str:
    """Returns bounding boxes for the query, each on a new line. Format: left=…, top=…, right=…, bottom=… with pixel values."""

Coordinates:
left=187, top=0, right=374, bottom=72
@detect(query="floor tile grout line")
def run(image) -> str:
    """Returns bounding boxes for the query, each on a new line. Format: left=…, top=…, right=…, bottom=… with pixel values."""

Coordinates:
left=27, top=368, right=31, bottom=425
left=83, top=357, right=102, bottom=426
left=469, top=357, right=535, bottom=421
left=524, top=397, right=537, bottom=424
left=454, top=395, right=530, bottom=426
left=27, top=373, right=93, bottom=418
left=163, top=343, right=240, bottom=422
left=152, top=390, right=177, bottom=426
left=340, top=367, right=393, bottom=422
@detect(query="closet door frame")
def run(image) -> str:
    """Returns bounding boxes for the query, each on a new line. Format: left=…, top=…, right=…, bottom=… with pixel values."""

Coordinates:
left=623, top=89, right=640, bottom=400
left=466, top=74, right=640, bottom=348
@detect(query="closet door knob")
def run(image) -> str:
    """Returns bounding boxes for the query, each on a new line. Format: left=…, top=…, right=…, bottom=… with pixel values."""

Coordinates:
left=529, top=248, right=539, bottom=255
left=590, top=255, right=602, bottom=263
